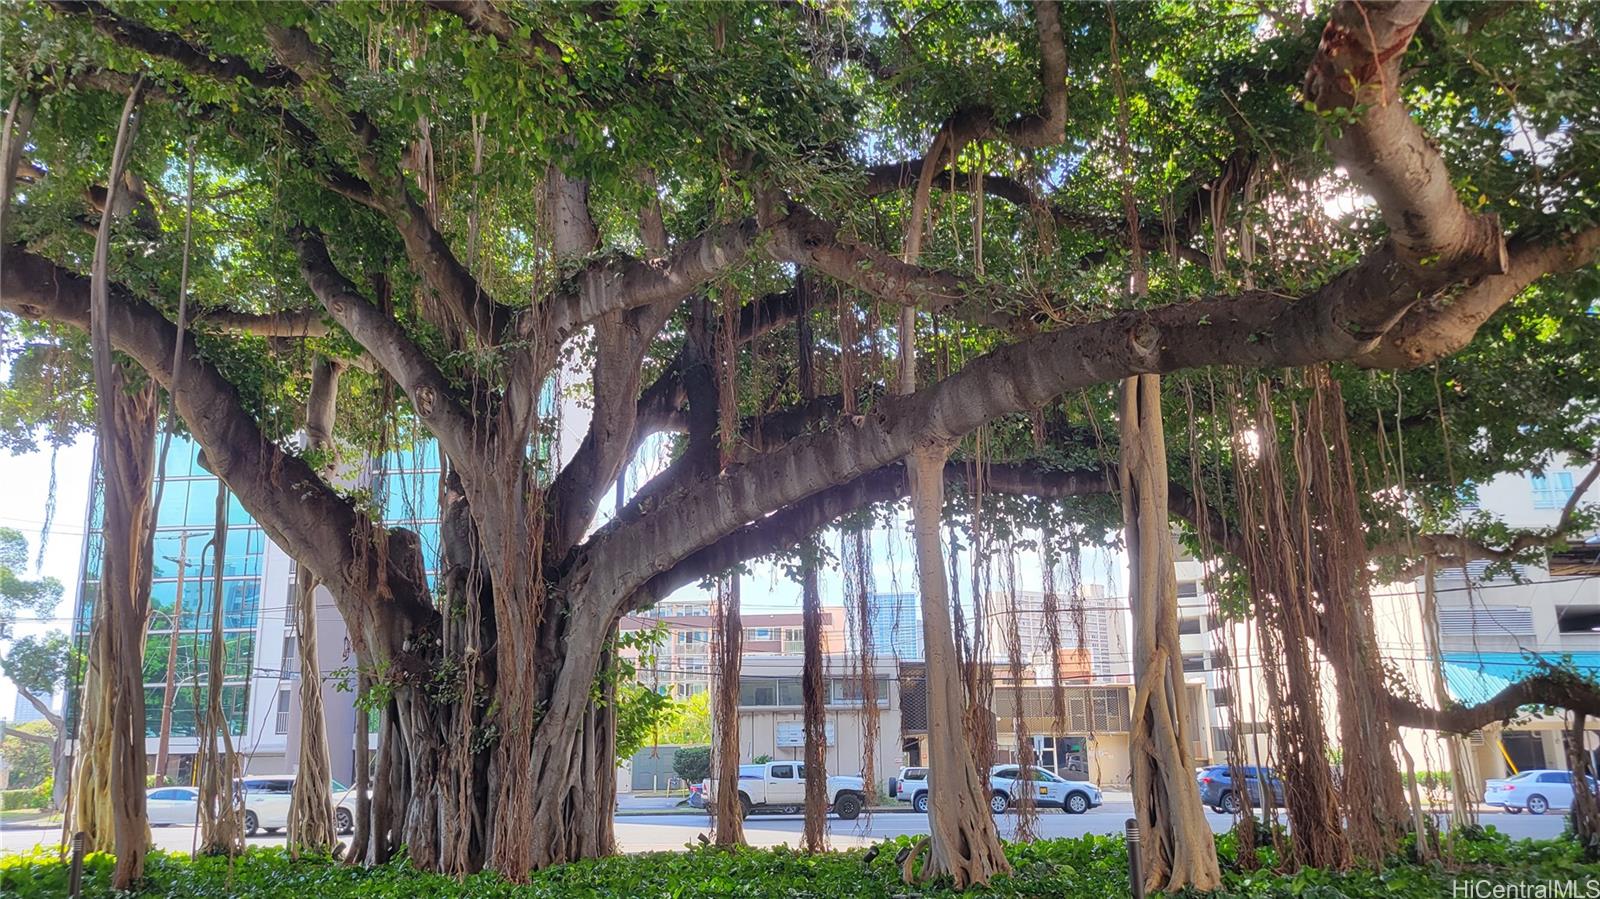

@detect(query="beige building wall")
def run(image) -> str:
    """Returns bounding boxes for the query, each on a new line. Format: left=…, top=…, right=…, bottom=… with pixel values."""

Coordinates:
left=720, top=654, right=903, bottom=795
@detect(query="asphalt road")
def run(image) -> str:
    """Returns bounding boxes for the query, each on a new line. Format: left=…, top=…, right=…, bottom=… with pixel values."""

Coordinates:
left=0, top=801, right=1570, bottom=857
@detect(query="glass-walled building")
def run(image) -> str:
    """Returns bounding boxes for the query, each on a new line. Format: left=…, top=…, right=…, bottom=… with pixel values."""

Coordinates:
left=70, top=436, right=447, bottom=781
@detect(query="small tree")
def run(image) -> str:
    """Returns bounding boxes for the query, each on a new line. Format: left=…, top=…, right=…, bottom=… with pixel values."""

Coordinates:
left=0, top=720, right=54, bottom=787
left=0, top=529, right=70, bottom=810
left=672, top=747, right=712, bottom=785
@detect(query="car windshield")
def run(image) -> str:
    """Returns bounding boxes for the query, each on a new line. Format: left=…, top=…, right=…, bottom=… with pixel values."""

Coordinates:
left=332, top=780, right=348, bottom=792
left=1509, top=771, right=1538, bottom=781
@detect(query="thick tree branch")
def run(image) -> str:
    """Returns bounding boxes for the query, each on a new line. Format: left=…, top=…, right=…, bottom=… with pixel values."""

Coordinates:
left=292, top=229, right=483, bottom=469
left=46, top=1, right=300, bottom=90
left=2, top=245, right=434, bottom=630
left=12, top=684, right=64, bottom=732
left=1387, top=669, right=1600, bottom=734
left=1000, top=0, right=1067, bottom=148
left=192, top=308, right=331, bottom=337
left=1307, top=0, right=1505, bottom=276
left=423, top=0, right=568, bottom=76
left=769, top=205, right=1018, bottom=329
left=534, top=218, right=765, bottom=343
left=4, top=725, right=56, bottom=746
left=1355, top=225, right=1600, bottom=369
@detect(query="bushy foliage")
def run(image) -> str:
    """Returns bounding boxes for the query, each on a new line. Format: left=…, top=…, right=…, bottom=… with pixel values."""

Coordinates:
left=3, top=831, right=1595, bottom=898
left=672, top=746, right=711, bottom=785
left=0, top=779, right=51, bottom=811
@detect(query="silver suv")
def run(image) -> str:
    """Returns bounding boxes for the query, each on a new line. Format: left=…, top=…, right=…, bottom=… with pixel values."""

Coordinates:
left=894, top=767, right=929, bottom=811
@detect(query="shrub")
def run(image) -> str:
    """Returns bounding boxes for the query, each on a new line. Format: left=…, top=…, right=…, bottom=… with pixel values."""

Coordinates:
left=1, top=829, right=1596, bottom=899
left=0, top=780, right=50, bottom=811
left=672, top=746, right=711, bottom=784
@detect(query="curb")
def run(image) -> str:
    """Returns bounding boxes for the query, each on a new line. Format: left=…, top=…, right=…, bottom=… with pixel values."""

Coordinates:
left=615, top=806, right=921, bottom=818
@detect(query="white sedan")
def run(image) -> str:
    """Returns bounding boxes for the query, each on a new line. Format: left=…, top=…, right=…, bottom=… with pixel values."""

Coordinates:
left=146, top=786, right=199, bottom=826
left=239, top=775, right=364, bottom=835
left=1485, top=770, right=1597, bottom=815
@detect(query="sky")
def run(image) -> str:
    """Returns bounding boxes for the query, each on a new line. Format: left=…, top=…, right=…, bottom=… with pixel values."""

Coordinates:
left=0, top=439, right=95, bottom=722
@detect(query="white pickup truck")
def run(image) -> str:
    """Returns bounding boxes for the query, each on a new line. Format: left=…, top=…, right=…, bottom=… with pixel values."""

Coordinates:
left=703, top=761, right=868, bottom=820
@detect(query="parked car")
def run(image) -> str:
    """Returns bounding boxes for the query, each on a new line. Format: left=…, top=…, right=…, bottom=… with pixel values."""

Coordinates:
left=236, top=775, right=365, bottom=836
left=1196, top=765, right=1285, bottom=814
left=1485, top=770, right=1598, bottom=815
left=899, top=765, right=1101, bottom=815
left=146, top=785, right=200, bottom=826
left=894, top=766, right=928, bottom=807
left=990, top=765, right=1102, bottom=815
left=701, top=761, right=868, bottom=819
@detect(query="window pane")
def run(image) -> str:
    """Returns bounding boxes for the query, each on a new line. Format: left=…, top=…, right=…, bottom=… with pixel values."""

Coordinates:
left=739, top=678, right=776, bottom=707
left=777, top=678, right=804, bottom=706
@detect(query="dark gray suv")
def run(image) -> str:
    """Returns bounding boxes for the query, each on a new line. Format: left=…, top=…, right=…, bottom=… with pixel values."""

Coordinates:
left=1196, top=765, right=1284, bottom=813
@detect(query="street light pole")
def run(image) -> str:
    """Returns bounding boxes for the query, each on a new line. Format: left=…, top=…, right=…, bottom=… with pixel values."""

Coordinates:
left=153, top=531, right=195, bottom=785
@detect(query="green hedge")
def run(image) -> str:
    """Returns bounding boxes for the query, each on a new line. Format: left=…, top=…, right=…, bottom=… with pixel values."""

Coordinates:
left=3, top=829, right=1597, bottom=898
left=0, top=780, right=50, bottom=811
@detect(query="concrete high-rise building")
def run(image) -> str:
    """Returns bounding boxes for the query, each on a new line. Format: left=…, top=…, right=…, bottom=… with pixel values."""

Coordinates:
left=982, top=584, right=1125, bottom=683
left=862, top=591, right=923, bottom=660
left=11, top=692, right=52, bottom=725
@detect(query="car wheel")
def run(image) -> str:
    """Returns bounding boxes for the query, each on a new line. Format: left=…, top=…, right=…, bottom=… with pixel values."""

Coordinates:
left=834, top=793, right=863, bottom=821
left=1220, top=792, right=1240, bottom=815
left=244, top=811, right=259, bottom=837
left=1065, top=792, right=1089, bottom=815
left=989, top=792, right=1010, bottom=815
left=738, top=794, right=753, bottom=819
left=1527, top=795, right=1548, bottom=815
left=913, top=792, right=930, bottom=814
left=336, top=808, right=353, bottom=834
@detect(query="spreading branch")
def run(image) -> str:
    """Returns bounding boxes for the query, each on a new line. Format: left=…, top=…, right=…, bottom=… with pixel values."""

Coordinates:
left=1, top=245, right=434, bottom=629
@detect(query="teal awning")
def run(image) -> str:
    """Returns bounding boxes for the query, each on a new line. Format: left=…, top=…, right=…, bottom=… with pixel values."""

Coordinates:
left=1442, top=652, right=1600, bottom=705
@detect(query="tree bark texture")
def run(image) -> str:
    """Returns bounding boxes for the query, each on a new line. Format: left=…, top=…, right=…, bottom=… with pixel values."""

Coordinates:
left=68, top=370, right=157, bottom=874
left=903, top=446, right=1009, bottom=888
left=800, top=548, right=828, bottom=852
left=77, top=77, right=155, bottom=890
left=1119, top=374, right=1222, bottom=893
left=288, top=574, right=338, bottom=856
left=713, top=574, right=746, bottom=845
left=196, top=484, right=245, bottom=856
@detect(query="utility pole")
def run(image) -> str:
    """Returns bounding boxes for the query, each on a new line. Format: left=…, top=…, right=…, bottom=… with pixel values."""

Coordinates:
left=153, top=531, right=196, bottom=785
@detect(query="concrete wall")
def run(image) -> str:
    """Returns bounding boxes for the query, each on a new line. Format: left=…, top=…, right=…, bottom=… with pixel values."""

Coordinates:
left=721, top=655, right=903, bottom=795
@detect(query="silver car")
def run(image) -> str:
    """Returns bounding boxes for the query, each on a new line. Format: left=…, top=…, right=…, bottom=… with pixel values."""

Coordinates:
left=1485, top=769, right=1597, bottom=815
left=989, top=764, right=1103, bottom=815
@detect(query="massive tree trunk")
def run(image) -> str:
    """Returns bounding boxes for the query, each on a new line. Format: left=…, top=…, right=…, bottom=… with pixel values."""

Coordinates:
left=1119, top=374, right=1222, bottom=893
left=903, top=446, right=1009, bottom=888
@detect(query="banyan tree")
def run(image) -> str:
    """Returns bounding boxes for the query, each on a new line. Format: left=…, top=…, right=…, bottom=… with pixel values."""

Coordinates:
left=4, top=0, right=1600, bottom=890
